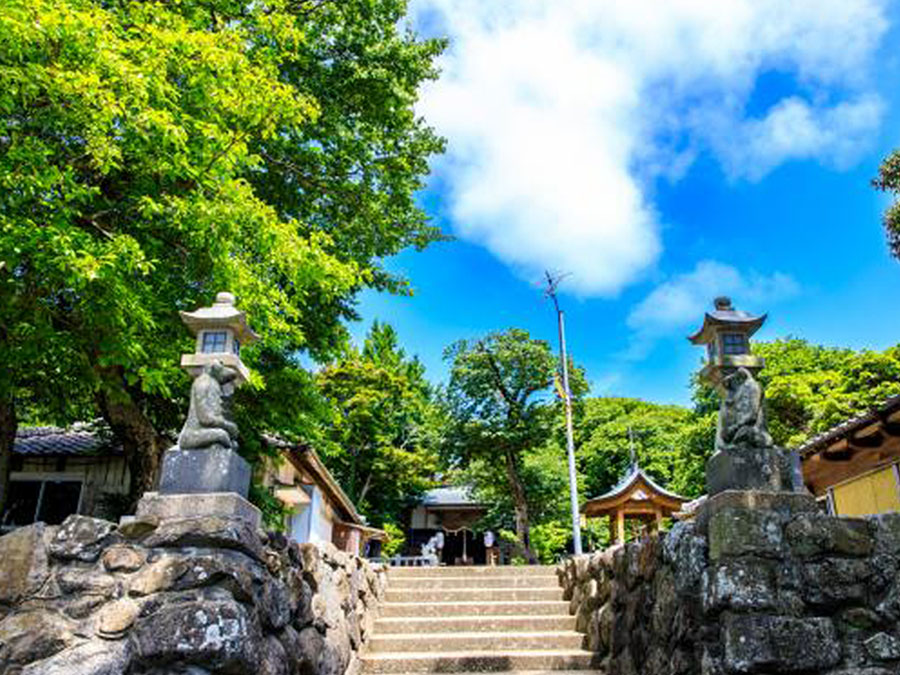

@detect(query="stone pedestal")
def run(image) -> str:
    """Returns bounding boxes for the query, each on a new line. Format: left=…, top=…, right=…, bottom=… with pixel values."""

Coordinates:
left=706, top=445, right=806, bottom=496
left=159, top=446, right=251, bottom=497
left=694, top=489, right=818, bottom=539
left=135, top=491, right=261, bottom=530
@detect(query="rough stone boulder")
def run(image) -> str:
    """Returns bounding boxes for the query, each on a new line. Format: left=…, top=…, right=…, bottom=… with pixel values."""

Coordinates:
left=130, top=597, right=263, bottom=672
left=48, top=515, right=117, bottom=562
left=0, top=523, right=51, bottom=606
left=142, top=515, right=263, bottom=561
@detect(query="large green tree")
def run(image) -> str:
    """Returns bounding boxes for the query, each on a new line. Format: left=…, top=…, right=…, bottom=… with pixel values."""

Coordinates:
left=0, top=0, right=444, bottom=507
left=316, top=322, right=441, bottom=526
left=443, top=328, right=586, bottom=562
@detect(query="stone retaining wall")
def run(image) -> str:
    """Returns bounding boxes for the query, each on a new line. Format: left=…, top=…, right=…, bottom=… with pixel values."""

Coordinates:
left=0, top=514, right=386, bottom=675
left=558, top=492, right=900, bottom=675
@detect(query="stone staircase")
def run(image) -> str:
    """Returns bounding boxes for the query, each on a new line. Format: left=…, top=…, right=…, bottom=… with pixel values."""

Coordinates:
left=362, top=565, right=602, bottom=674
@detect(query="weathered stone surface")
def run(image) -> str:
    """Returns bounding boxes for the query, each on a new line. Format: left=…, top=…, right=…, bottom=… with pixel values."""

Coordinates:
left=322, top=628, right=352, bottom=675
left=137, top=493, right=262, bottom=532
left=838, top=607, right=882, bottom=631
left=864, top=632, right=900, bottom=661
left=64, top=594, right=108, bottom=620
left=102, top=545, right=147, bottom=572
left=297, top=625, right=326, bottom=675
left=662, top=521, right=708, bottom=593
left=21, top=639, right=131, bottom=675
left=801, top=558, right=871, bottom=608
left=97, top=598, right=140, bottom=639
left=708, top=506, right=783, bottom=560
left=142, top=515, right=263, bottom=561
left=159, top=446, right=252, bottom=496
left=703, top=559, right=777, bottom=614
left=723, top=614, right=840, bottom=673
left=116, top=516, right=159, bottom=541
left=869, top=512, right=900, bottom=553
left=0, top=506, right=386, bottom=675
left=128, top=556, right=187, bottom=597
left=56, top=566, right=120, bottom=598
left=130, top=598, right=262, bottom=672
left=707, top=445, right=784, bottom=495
left=696, top=490, right=817, bottom=534
left=786, top=513, right=873, bottom=558
left=259, top=635, right=289, bottom=675
left=0, top=611, right=74, bottom=669
left=0, top=523, right=50, bottom=605
left=48, top=515, right=116, bottom=562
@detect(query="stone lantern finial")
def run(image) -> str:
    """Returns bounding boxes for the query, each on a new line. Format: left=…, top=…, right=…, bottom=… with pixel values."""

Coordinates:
left=179, top=291, right=259, bottom=387
left=688, top=297, right=766, bottom=390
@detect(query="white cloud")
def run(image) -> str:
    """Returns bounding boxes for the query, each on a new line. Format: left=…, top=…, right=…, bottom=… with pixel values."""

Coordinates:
left=409, top=0, right=888, bottom=296
left=627, top=260, right=800, bottom=334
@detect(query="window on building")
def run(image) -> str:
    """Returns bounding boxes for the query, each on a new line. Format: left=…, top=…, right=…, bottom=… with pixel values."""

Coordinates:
left=232, top=337, right=240, bottom=356
left=721, top=333, right=749, bottom=355
left=2, top=479, right=83, bottom=528
left=201, top=330, right=228, bottom=353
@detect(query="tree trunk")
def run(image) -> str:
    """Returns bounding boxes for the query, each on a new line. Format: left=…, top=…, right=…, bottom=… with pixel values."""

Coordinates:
left=504, top=449, right=536, bottom=563
left=96, top=368, right=167, bottom=512
left=0, top=393, right=17, bottom=519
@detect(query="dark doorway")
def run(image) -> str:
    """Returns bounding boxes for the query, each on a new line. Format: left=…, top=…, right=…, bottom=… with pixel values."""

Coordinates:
left=442, top=529, right=487, bottom=565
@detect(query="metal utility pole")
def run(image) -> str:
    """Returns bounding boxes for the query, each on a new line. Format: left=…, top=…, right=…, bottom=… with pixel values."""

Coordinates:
left=544, top=271, right=582, bottom=555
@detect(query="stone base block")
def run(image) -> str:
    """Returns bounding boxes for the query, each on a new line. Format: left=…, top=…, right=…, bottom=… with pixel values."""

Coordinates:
left=135, top=492, right=261, bottom=530
left=159, top=446, right=250, bottom=497
left=706, top=446, right=785, bottom=495
left=696, top=489, right=817, bottom=535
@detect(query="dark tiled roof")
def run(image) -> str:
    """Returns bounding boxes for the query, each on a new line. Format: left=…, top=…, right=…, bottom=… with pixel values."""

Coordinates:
left=586, top=462, right=688, bottom=504
left=422, top=486, right=481, bottom=507
left=799, top=395, right=900, bottom=458
left=14, top=424, right=122, bottom=457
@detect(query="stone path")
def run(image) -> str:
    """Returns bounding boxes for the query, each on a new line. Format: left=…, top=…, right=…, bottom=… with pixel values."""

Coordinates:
left=361, top=565, right=602, bottom=674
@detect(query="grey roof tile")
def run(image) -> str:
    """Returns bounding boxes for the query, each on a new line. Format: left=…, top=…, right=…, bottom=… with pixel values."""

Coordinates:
left=14, top=423, right=122, bottom=457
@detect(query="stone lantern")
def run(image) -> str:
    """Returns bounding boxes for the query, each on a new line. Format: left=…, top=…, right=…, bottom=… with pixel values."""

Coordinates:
left=133, top=291, right=261, bottom=528
left=179, top=291, right=258, bottom=388
left=686, top=297, right=806, bottom=497
left=688, top=296, right=766, bottom=390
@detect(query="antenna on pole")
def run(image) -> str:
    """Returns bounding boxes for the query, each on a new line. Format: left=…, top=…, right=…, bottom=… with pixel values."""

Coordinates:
left=543, top=270, right=582, bottom=556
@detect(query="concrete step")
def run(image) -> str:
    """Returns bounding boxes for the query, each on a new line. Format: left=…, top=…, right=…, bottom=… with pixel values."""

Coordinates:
left=361, top=650, right=601, bottom=673
left=389, top=575, right=559, bottom=590
left=375, top=615, right=576, bottom=634
left=385, top=587, right=562, bottom=603
left=370, top=631, right=586, bottom=654
left=388, top=566, right=558, bottom=577
left=380, top=601, right=571, bottom=618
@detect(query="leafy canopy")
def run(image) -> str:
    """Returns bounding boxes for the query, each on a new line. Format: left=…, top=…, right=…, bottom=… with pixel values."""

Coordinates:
left=316, top=322, right=441, bottom=526
left=0, top=0, right=445, bottom=502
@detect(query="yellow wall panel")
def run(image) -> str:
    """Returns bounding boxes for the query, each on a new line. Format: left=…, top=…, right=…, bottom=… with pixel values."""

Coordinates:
left=833, top=466, right=900, bottom=517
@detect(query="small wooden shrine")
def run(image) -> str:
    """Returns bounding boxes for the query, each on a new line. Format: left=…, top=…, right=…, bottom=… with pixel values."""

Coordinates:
left=583, top=462, right=689, bottom=545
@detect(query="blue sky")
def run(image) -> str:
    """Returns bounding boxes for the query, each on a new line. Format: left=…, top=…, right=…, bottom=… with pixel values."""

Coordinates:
left=351, top=1, right=900, bottom=407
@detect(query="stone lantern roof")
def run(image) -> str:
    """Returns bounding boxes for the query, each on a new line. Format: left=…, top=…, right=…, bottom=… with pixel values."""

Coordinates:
left=179, top=291, right=259, bottom=345
left=687, top=296, right=766, bottom=345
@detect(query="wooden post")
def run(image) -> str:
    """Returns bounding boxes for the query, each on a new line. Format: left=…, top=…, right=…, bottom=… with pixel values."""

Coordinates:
left=616, top=509, right=626, bottom=545
left=655, top=506, right=664, bottom=533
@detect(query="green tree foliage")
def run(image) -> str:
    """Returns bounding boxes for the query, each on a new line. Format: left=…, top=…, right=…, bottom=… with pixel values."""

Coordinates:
left=754, top=338, right=900, bottom=447
left=381, top=522, right=406, bottom=558
left=443, top=328, right=586, bottom=562
left=873, top=149, right=900, bottom=258
left=0, top=0, right=444, bottom=507
left=316, top=322, right=441, bottom=526
left=575, top=397, right=694, bottom=499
